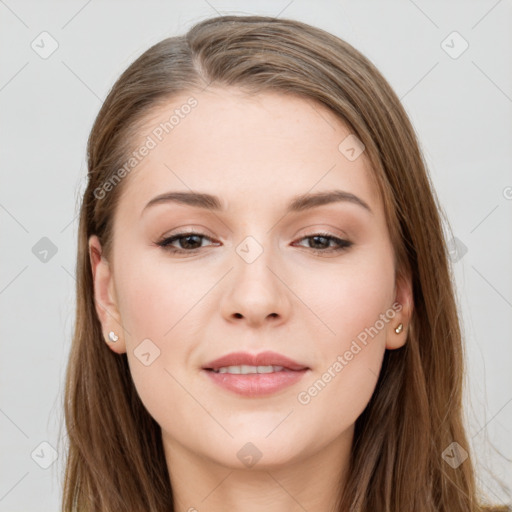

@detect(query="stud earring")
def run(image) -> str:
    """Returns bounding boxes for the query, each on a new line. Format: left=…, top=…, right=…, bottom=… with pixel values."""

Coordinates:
left=108, top=331, right=119, bottom=342
left=394, top=323, right=403, bottom=334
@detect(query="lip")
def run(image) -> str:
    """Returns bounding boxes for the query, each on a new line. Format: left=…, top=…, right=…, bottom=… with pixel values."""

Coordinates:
left=202, top=351, right=310, bottom=397
left=203, top=350, right=308, bottom=371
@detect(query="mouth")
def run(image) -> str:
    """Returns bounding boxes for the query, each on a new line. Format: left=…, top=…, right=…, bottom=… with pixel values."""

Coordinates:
left=201, top=351, right=310, bottom=397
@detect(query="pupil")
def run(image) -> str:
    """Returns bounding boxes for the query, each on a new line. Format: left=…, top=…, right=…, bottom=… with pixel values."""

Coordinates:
left=182, top=235, right=201, bottom=249
left=311, top=235, right=328, bottom=249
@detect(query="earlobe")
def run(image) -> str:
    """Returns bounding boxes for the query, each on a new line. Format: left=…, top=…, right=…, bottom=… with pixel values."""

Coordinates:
left=88, top=235, right=126, bottom=353
left=386, top=272, right=413, bottom=350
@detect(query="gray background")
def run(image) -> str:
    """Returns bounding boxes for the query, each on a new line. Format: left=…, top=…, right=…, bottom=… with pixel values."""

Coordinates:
left=1, top=0, right=511, bottom=510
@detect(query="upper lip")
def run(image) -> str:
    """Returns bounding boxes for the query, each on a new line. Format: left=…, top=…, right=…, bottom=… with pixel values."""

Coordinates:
left=203, top=351, right=309, bottom=371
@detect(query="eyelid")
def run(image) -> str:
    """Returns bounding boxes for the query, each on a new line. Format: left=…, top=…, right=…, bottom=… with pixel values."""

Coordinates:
left=159, top=226, right=216, bottom=240
left=293, top=223, right=349, bottom=239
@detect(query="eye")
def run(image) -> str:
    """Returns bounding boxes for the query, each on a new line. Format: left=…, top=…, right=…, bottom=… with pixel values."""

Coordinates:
left=293, top=232, right=353, bottom=254
left=156, top=231, right=218, bottom=254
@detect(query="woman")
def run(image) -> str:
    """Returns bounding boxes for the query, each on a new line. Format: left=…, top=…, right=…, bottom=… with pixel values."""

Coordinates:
left=61, top=14, right=507, bottom=511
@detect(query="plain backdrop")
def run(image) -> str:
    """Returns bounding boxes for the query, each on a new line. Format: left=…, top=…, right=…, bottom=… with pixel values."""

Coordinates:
left=1, top=1, right=511, bottom=510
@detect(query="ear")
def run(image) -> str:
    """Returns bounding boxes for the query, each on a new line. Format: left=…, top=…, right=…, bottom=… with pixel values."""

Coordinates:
left=88, top=235, right=126, bottom=354
left=385, top=271, right=413, bottom=350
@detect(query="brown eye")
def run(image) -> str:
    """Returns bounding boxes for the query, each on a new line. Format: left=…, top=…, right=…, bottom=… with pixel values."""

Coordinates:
left=294, top=233, right=353, bottom=254
left=156, top=232, right=216, bottom=253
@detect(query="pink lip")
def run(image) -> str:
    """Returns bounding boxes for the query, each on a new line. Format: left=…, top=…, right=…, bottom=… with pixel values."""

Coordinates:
left=202, top=351, right=310, bottom=397
left=203, top=369, right=308, bottom=397
left=203, top=350, right=308, bottom=371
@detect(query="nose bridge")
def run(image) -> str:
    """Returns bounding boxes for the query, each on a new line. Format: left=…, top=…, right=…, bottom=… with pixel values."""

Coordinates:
left=229, top=211, right=278, bottom=269
left=234, top=232, right=280, bottom=293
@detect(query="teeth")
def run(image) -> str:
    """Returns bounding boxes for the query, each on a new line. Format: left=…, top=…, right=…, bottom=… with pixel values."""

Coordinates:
left=213, top=365, right=286, bottom=374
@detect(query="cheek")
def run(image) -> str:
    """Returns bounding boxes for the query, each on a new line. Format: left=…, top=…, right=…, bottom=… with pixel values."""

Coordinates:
left=311, top=244, right=396, bottom=344
left=115, top=250, right=201, bottom=341
left=113, top=251, right=201, bottom=414
left=297, top=246, right=395, bottom=416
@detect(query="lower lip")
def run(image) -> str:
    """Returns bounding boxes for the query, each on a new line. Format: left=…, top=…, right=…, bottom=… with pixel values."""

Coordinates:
left=202, top=368, right=309, bottom=397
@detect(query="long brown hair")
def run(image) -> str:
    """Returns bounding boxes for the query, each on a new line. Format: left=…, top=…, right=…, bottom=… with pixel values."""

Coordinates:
left=61, top=14, right=503, bottom=511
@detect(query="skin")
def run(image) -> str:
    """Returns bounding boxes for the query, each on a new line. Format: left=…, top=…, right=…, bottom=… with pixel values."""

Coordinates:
left=89, top=87, right=413, bottom=512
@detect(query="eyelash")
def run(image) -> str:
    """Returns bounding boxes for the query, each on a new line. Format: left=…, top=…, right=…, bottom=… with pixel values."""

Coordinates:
left=155, top=230, right=353, bottom=255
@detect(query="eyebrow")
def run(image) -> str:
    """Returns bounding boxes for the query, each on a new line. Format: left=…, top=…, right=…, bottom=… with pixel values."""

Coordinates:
left=142, top=189, right=373, bottom=216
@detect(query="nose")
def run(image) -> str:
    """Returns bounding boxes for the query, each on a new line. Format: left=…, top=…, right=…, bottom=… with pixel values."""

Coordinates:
left=219, top=242, right=292, bottom=328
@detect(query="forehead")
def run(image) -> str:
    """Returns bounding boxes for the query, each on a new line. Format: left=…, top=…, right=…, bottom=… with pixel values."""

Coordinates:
left=118, top=87, right=382, bottom=218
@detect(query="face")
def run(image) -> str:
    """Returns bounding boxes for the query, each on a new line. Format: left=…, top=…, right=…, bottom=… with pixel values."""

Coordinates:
left=89, top=87, right=412, bottom=472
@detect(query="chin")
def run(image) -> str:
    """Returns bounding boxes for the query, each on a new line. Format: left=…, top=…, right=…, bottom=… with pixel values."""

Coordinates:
left=203, top=437, right=308, bottom=471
